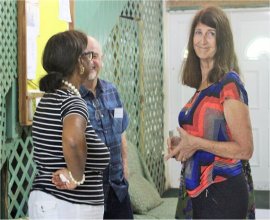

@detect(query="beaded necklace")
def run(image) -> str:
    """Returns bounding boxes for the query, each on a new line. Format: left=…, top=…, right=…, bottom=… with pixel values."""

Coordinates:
left=62, top=80, right=81, bottom=97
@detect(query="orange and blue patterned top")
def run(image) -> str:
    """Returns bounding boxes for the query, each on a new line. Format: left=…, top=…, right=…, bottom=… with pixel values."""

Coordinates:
left=179, top=72, right=248, bottom=198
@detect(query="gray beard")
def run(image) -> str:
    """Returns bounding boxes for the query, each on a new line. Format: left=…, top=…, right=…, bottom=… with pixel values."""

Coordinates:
left=88, top=72, right=97, bottom=81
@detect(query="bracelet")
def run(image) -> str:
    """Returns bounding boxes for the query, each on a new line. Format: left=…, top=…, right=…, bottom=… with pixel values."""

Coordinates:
left=68, top=171, right=85, bottom=185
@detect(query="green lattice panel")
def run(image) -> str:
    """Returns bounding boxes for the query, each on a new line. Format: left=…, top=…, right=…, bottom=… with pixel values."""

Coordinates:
left=102, top=16, right=141, bottom=148
left=102, top=0, right=165, bottom=193
left=0, top=0, right=18, bottom=169
left=121, top=0, right=165, bottom=193
left=0, top=1, right=34, bottom=218
left=0, top=0, right=18, bottom=96
left=8, top=127, right=36, bottom=219
left=144, top=0, right=164, bottom=194
left=0, top=96, right=6, bottom=169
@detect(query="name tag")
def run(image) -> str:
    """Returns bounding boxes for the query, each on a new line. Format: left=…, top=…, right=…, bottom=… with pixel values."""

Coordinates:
left=114, top=108, right=123, bottom=118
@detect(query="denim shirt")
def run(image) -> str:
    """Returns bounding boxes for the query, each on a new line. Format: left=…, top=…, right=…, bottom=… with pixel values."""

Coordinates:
left=80, top=79, right=129, bottom=202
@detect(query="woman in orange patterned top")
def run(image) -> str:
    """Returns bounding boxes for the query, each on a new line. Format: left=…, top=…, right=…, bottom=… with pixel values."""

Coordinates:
left=165, top=6, right=255, bottom=219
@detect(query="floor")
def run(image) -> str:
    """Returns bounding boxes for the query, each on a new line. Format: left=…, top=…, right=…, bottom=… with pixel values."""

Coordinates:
left=254, top=190, right=270, bottom=219
left=256, top=209, right=270, bottom=219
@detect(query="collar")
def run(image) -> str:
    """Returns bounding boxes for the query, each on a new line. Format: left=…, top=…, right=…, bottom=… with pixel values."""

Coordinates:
left=80, top=78, right=107, bottom=98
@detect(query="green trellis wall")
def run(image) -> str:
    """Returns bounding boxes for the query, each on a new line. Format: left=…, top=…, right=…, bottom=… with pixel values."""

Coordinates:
left=0, top=0, right=34, bottom=218
left=0, top=0, right=18, bottom=170
left=0, top=1, right=36, bottom=218
left=99, top=0, right=165, bottom=193
left=0, top=0, right=164, bottom=218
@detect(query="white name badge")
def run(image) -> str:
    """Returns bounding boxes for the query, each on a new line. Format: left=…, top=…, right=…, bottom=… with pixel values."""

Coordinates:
left=114, top=108, right=123, bottom=118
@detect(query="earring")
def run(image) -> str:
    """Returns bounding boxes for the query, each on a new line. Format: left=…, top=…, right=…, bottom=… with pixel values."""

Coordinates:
left=80, top=65, right=84, bottom=75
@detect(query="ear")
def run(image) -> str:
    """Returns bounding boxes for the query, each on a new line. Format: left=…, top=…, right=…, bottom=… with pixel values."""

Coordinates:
left=76, top=57, right=84, bottom=73
left=78, top=56, right=86, bottom=73
left=78, top=56, right=83, bottom=64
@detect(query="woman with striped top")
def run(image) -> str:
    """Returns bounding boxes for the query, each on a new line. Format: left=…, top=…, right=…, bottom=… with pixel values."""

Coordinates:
left=28, top=30, right=110, bottom=219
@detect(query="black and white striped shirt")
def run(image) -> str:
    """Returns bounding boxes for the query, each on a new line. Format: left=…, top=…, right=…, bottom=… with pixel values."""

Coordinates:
left=31, top=89, right=110, bottom=205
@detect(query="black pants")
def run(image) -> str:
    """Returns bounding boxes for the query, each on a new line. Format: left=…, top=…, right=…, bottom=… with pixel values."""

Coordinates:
left=191, top=173, right=248, bottom=219
left=103, top=186, right=133, bottom=219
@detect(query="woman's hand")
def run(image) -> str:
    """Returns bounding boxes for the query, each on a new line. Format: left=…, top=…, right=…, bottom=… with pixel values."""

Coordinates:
left=165, top=127, right=197, bottom=162
left=52, top=168, right=78, bottom=190
left=175, top=127, right=197, bottom=162
left=164, top=135, right=181, bottom=160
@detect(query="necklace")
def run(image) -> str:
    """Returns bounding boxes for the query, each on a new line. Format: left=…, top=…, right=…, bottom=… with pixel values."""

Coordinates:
left=62, top=80, right=81, bottom=97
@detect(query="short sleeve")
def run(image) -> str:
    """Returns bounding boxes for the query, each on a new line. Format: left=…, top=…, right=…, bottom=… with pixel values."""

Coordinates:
left=61, top=96, right=89, bottom=122
left=220, top=72, right=248, bottom=105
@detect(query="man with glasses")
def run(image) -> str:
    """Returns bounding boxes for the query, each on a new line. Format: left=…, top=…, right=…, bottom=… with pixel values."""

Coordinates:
left=79, top=36, right=133, bottom=219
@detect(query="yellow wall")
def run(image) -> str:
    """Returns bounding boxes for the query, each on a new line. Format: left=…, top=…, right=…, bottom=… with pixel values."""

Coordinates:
left=28, top=0, right=69, bottom=89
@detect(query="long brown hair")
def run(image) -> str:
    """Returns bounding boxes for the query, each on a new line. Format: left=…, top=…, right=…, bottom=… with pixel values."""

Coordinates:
left=181, top=6, right=240, bottom=89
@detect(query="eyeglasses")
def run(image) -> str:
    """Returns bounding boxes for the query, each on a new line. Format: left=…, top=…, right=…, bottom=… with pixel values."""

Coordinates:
left=92, top=98, right=103, bottom=120
left=81, top=51, right=94, bottom=60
